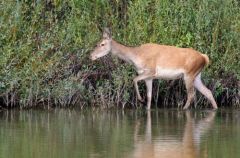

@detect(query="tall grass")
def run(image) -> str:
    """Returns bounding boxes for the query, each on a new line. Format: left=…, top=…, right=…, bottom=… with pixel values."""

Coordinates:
left=0, top=0, right=239, bottom=108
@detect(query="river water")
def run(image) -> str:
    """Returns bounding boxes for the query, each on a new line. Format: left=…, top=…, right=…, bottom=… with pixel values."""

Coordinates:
left=0, top=109, right=240, bottom=158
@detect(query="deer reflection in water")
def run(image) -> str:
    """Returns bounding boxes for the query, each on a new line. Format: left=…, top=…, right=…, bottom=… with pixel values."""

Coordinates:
left=128, top=111, right=216, bottom=158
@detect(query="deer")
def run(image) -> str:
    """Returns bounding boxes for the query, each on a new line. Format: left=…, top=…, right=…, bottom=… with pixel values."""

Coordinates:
left=90, top=28, right=218, bottom=110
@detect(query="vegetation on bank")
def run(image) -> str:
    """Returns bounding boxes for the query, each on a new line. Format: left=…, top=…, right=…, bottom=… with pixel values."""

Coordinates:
left=0, top=0, right=239, bottom=108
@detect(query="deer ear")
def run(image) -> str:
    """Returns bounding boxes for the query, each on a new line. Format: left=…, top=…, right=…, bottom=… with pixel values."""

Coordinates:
left=103, top=27, right=111, bottom=39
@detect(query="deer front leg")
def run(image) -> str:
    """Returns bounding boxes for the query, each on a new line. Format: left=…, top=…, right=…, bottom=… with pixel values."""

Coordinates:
left=145, top=79, right=153, bottom=110
left=183, top=76, right=195, bottom=110
left=134, top=77, right=144, bottom=102
left=133, top=73, right=153, bottom=103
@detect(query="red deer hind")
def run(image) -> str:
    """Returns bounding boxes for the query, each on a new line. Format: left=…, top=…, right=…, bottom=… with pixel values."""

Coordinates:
left=90, top=28, right=218, bottom=110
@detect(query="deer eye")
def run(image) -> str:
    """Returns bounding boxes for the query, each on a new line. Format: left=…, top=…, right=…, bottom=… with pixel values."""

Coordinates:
left=100, top=43, right=105, bottom=46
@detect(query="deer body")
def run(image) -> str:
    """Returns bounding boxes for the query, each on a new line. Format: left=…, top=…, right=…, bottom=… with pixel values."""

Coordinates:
left=111, top=41, right=207, bottom=78
left=90, top=28, right=218, bottom=110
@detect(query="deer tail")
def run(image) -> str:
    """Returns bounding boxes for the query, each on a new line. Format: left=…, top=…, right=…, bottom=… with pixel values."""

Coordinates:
left=201, top=54, right=210, bottom=66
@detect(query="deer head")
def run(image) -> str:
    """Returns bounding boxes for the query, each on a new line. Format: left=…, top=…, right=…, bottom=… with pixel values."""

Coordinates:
left=90, top=28, right=112, bottom=61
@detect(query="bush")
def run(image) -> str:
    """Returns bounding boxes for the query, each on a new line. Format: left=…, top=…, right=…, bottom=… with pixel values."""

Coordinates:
left=0, top=0, right=239, bottom=108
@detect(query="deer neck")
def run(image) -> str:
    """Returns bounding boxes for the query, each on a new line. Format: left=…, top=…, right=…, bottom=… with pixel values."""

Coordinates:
left=111, top=40, right=140, bottom=67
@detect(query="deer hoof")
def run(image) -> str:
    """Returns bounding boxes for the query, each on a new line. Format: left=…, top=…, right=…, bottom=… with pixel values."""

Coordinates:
left=138, top=97, right=144, bottom=102
left=183, top=106, right=189, bottom=110
left=212, top=106, right=218, bottom=110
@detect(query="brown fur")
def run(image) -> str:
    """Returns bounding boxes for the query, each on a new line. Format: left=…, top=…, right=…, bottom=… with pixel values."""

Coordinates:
left=134, top=44, right=206, bottom=73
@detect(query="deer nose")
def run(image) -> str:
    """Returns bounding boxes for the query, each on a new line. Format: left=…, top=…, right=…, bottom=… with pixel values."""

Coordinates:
left=90, top=54, right=97, bottom=61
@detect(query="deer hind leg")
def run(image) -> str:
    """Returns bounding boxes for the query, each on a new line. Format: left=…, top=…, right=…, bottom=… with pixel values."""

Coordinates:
left=183, top=75, right=195, bottom=110
left=194, top=73, right=218, bottom=109
left=133, top=73, right=153, bottom=103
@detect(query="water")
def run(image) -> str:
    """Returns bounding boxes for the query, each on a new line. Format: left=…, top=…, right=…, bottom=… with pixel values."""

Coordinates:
left=0, top=109, right=240, bottom=158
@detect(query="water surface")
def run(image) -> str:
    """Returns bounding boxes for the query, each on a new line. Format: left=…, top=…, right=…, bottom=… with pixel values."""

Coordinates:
left=0, top=109, right=240, bottom=158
